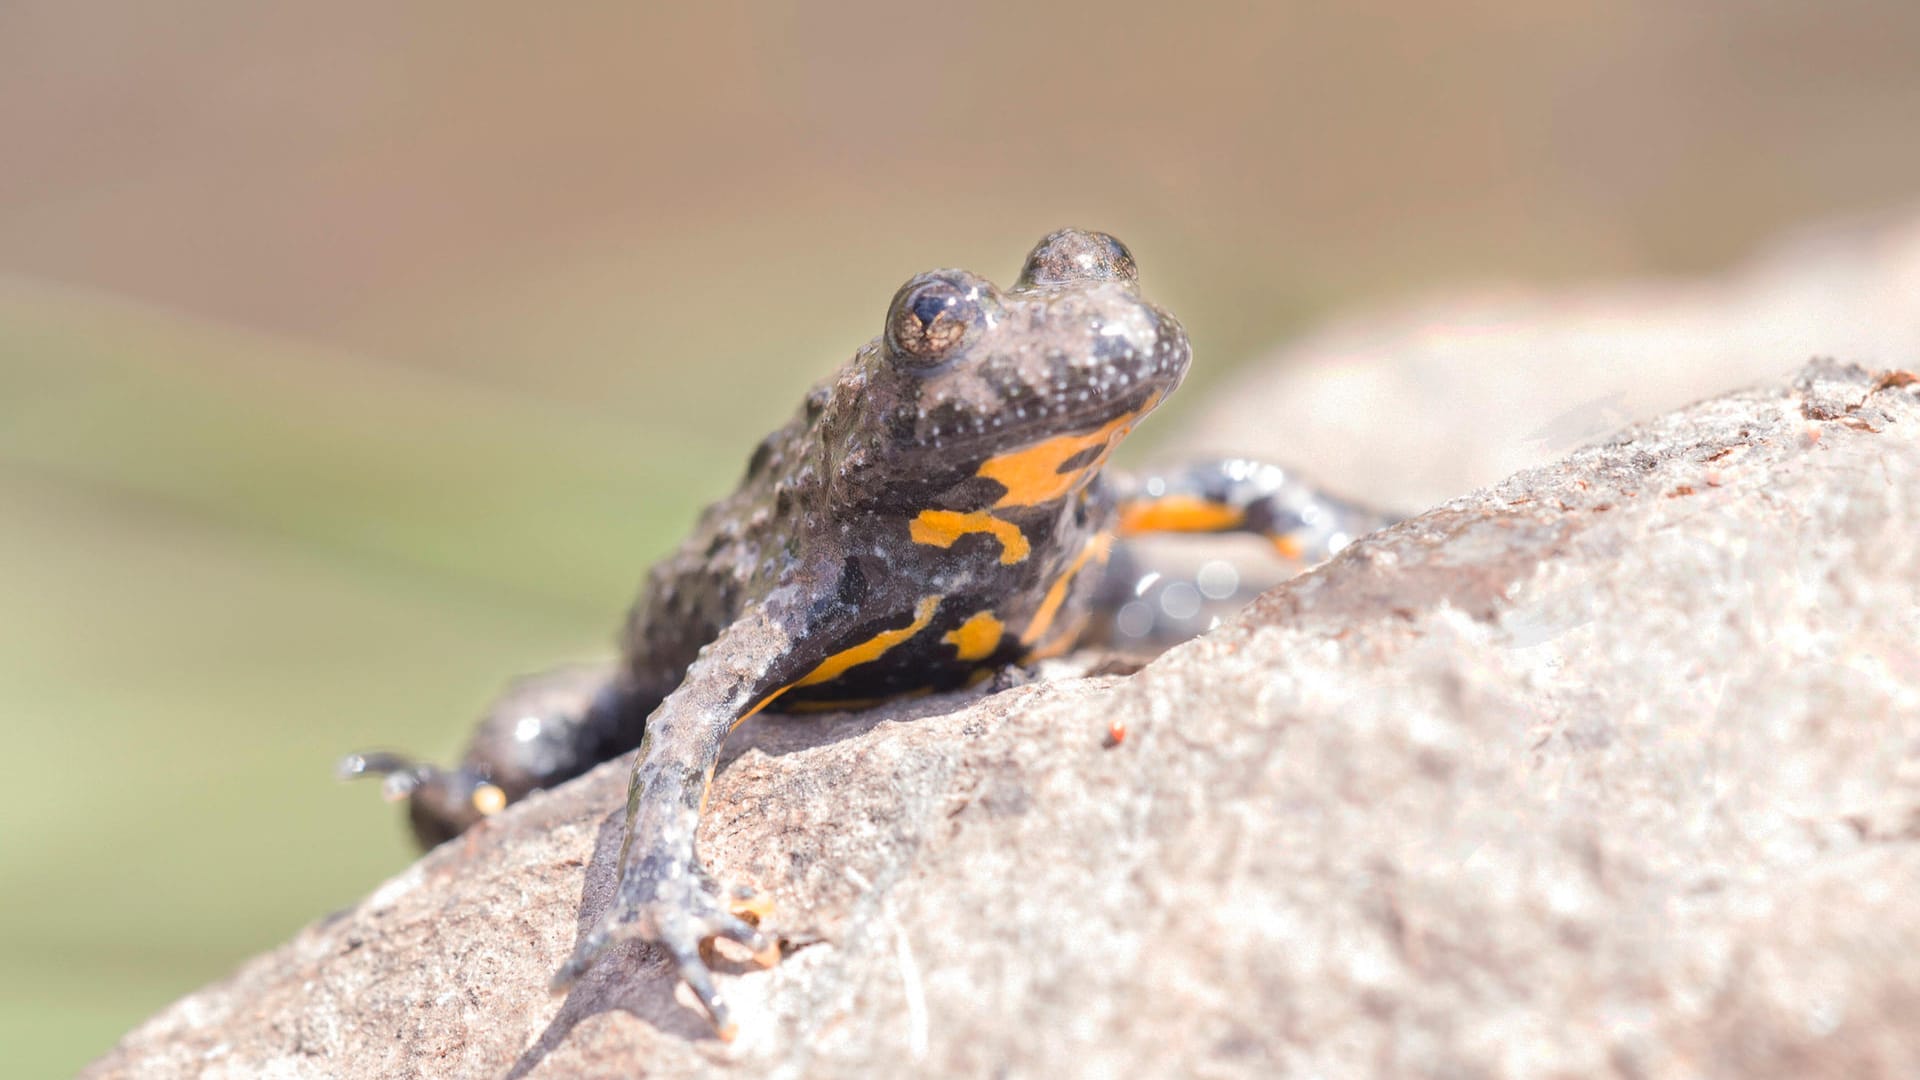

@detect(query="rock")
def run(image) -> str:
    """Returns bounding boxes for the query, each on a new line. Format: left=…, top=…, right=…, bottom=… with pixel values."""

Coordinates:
left=1173, top=209, right=1920, bottom=510
left=85, top=358, right=1920, bottom=1078
left=1122, top=209, right=1920, bottom=638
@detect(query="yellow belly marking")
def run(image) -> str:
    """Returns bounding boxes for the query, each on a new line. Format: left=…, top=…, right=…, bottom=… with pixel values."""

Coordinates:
left=943, top=610, right=1006, bottom=662
left=738, top=595, right=944, bottom=728
left=796, top=594, right=943, bottom=688
left=1021, top=532, right=1114, bottom=657
left=910, top=509, right=1031, bottom=564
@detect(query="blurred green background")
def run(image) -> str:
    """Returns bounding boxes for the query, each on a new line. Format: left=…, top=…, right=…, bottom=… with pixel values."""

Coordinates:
left=5, top=2, right=1920, bottom=1073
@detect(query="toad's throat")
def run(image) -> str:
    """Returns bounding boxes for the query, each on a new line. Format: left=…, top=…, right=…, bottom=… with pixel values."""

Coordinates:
left=979, top=400, right=1152, bottom=508
left=909, top=395, right=1157, bottom=564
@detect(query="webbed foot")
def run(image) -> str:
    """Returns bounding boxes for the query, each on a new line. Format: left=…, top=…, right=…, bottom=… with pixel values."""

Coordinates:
left=550, top=846, right=777, bottom=1040
left=337, top=751, right=507, bottom=849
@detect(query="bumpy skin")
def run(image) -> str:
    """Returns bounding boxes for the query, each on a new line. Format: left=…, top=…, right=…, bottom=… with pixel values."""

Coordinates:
left=344, top=230, right=1395, bottom=1036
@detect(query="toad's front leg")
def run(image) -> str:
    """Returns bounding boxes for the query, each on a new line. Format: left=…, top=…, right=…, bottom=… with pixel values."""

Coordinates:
left=548, top=597, right=816, bottom=1039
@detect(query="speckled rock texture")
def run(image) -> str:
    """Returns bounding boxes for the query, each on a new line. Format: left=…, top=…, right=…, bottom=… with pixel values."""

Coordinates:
left=86, top=358, right=1920, bottom=1079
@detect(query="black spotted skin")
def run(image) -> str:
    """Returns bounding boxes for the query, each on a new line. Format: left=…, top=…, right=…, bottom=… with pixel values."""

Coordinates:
left=343, top=229, right=1393, bottom=1036
left=615, top=241, right=1184, bottom=719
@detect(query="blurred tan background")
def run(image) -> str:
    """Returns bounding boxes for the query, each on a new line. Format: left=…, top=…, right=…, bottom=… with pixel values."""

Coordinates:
left=5, top=2, right=1920, bottom=1073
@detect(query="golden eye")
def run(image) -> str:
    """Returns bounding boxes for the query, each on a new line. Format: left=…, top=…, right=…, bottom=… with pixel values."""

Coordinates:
left=885, top=275, right=981, bottom=366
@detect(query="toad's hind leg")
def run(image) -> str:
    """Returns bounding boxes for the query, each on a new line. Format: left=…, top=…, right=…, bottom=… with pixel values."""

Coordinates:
left=1090, top=459, right=1402, bottom=648
left=1109, top=457, right=1401, bottom=562
left=341, top=662, right=666, bottom=850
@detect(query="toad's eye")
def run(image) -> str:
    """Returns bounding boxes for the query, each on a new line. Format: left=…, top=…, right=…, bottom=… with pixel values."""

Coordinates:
left=1017, top=228, right=1137, bottom=288
left=885, top=273, right=986, bottom=366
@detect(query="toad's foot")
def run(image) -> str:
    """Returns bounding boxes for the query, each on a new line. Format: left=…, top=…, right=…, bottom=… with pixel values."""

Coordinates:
left=550, top=847, right=777, bottom=1040
left=337, top=750, right=507, bottom=848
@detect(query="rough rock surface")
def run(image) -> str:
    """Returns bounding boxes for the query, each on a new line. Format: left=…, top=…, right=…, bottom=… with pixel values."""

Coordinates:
left=87, top=359, right=1920, bottom=1078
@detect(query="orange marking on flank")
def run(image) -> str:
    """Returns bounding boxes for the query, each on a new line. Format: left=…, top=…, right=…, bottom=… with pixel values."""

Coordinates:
left=910, top=509, right=1031, bottom=564
left=943, top=610, right=1006, bottom=662
left=1020, top=533, right=1115, bottom=655
left=736, top=596, right=943, bottom=728
left=734, top=687, right=788, bottom=731
left=795, top=595, right=943, bottom=687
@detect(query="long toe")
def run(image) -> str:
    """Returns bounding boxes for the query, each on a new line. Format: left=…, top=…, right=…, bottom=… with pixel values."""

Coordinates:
left=664, top=931, right=734, bottom=1039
